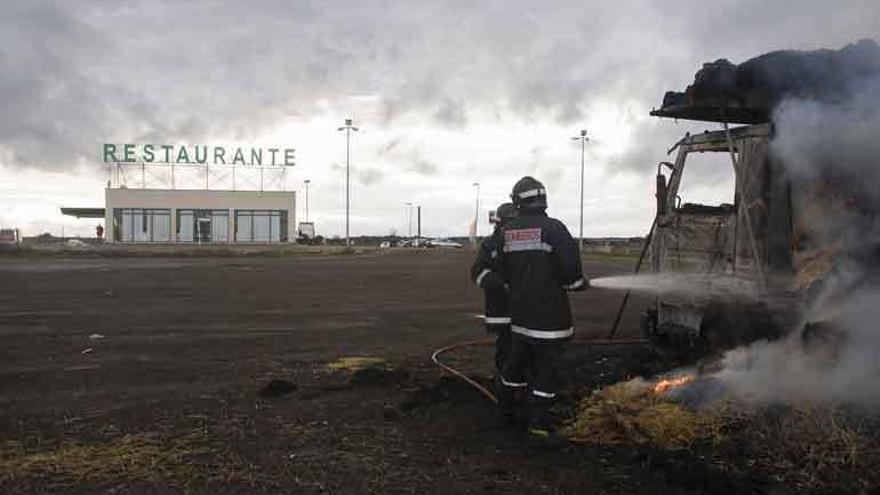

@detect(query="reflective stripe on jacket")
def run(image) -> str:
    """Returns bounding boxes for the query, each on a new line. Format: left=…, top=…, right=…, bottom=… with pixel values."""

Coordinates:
left=500, top=209, right=585, bottom=338
left=469, top=228, right=510, bottom=325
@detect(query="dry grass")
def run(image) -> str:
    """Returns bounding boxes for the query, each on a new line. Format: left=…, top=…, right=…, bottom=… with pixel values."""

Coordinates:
left=0, top=433, right=210, bottom=483
left=563, top=378, right=725, bottom=450
left=742, top=405, right=880, bottom=493
left=326, top=356, right=389, bottom=372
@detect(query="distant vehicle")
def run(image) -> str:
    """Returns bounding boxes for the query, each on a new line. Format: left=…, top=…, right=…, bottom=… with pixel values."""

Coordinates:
left=0, top=228, right=21, bottom=245
left=379, top=241, right=392, bottom=248
left=429, top=238, right=463, bottom=248
left=297, top=222, right=322, bottom=245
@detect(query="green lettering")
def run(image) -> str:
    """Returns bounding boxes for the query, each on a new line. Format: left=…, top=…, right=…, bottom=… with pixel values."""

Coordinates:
left=143, top=144, right=155, bottom=162
left=103, top=144, right=118, bottom=162
left=250, top=148, right=262, bottom=165
left=161, top=145, right=173, bottom=163
left=214, top=147, right=226, bottom=165
left=284, top=148, right=295, bottom=166
left=194, top=145, right=207, bottom=164
left=233, top=147, right=245, bottom=165
left=123, top=144, right=135, bottom=162
left=268, top=148, right=279, bottom=165
left=176, top=146, right=190, bottom=163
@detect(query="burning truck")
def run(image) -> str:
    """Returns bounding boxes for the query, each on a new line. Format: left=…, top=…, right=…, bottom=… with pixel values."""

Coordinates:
left=639, top=39, right=880, bottom=354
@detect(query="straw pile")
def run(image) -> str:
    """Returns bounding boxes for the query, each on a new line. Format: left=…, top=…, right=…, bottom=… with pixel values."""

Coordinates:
left=326, top=356, right=389, bottom=372
left=563, top=377, right=725, bottom=450
left=0, top=433, right=209, bottom=482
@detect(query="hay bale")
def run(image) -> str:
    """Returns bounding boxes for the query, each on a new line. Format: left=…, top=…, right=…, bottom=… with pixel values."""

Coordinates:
left=563, top=378, right=724, bottom=450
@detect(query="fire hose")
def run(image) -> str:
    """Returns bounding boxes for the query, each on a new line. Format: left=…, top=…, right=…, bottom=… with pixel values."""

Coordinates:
left=430, top=337, right=648, bottom=404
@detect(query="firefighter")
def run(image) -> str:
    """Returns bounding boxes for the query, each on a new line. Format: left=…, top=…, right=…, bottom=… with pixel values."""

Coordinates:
left=498, top=176, right=587, bottom=441
left=470, top=202, right=517, bottom=375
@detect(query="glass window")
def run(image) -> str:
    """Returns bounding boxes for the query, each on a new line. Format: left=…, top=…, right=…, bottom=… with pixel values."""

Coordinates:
left=212, top=211, right=229, bottom=243
left=178, top=210, right=194, bottom=242
left=236, top=213, right=252, bottom=242
left=113, top=208, right=170, bottom=242
left=270, top=215, right=281, bottom=243
left=235, top=210, right=286, bottom=243
left=177, top=209, right=228, bottom=243
left=151, top=210, right=171, bottom=242
left=253, top=214, right=271, bottom=242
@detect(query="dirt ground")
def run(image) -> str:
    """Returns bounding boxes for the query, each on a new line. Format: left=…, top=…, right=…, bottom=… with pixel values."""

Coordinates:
left=0, top=249, right=828, bottom=494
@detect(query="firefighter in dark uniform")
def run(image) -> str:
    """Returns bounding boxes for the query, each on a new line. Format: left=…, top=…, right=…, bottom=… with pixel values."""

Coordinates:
left=470, top=202, right=517, bottom=374
left=498, top=176, right=587, bottom=440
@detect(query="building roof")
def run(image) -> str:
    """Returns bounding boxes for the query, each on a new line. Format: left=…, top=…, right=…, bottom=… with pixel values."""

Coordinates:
left=60, top=207, right=105, bottom=219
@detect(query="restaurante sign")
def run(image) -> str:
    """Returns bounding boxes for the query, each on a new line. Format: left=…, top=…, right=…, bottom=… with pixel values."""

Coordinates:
left=102, top=143, right=295, bottom=166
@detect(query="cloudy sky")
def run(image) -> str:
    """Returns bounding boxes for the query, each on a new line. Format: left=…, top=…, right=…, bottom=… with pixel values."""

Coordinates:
left=1, top=0, right=878, bottom=238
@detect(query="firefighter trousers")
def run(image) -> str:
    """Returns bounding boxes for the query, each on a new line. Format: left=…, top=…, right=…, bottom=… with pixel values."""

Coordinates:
left=487, top=323, right=512, bottom=374
left=499, top=333, right=566, bottom=428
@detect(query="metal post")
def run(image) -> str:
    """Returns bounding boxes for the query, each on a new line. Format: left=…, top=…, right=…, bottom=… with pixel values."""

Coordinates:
left=571, top=129, right=589, bottom=249
left=142, top=161, right=146, bottom=188
left=346, top=129, right=350, bottom=244
left=472, top=182, right=480, bottom=240
left=720, top=115, right=765, bottom=287
left=417, top=205, right=421, bottom=238
left=304, top=180, right=311, bottom=222
left=338, top=118, right=359, bottom=247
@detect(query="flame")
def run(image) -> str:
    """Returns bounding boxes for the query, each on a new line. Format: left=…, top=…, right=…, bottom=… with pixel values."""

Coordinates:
left=652, top=374, right=695, bottom=395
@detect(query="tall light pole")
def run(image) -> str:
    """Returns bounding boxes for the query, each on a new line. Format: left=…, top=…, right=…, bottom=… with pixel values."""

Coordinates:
left=571, top=129, right=589, bottom=248
left=303, top=179, right=311, bottom=223
left=338, top=118, right=359, bottom=246
left=472, top=182, right=480, bottom=241
left=404, top=201, right=413, bottom=237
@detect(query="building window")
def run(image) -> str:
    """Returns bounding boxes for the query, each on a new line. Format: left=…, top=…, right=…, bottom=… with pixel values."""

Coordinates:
left=176, top=209, right=229, bottom=243
left=113, top=209, right=171, bottom=242
left=235, top=210, right=287, bottom=242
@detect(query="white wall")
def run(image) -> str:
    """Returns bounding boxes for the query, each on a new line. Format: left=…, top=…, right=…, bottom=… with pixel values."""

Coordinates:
left=104, top=188, right=296, bottom=243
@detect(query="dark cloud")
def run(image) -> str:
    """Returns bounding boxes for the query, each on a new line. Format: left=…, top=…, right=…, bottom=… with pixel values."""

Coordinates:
left=408, top=151, right=439, bottom=176
left=376, top=137, right=402, bottom=157
left=1, top=0, right=878, bottom=179
left=433, top=98, right=467, bottom=128
left=357, top=167, right=384, bottom=185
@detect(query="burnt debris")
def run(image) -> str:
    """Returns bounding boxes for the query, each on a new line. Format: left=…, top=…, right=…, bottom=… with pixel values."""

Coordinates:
left=652, top=39, right=880, bottom=124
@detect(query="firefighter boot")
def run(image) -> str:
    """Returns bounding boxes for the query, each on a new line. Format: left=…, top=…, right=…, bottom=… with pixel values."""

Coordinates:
left=526, top=395, right=566, bottom=449
left=495, top=380, right=517, bottom=428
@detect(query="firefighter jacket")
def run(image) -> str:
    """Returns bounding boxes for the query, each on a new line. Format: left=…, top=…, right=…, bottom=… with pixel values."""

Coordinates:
left=470, top=227, right=511, bottom=330
left=499, top=208, right=586, bottom=339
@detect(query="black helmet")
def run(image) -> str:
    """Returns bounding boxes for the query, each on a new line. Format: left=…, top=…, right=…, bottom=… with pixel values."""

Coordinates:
left=511, top=176, right=547, bottom=209
left=494, top=202, right=516, bottom=225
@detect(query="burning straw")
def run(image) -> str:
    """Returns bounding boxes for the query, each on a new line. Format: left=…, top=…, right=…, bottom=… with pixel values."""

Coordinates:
left=563, top=374, right=725, bottom=450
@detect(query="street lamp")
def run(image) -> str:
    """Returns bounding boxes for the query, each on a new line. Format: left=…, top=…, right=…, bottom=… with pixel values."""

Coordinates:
left=571, top=129, right=589, bottom=248
left=472, top=182, right=480, bottom=241
left=303, top=179, right=311, bottom=223
left=337, top=118, right=359, bottom=246
left=404, top=201, right=413, bottom=237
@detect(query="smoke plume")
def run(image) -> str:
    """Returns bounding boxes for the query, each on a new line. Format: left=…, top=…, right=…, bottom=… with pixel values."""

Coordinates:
left=708, top=66, right=880, bottom=407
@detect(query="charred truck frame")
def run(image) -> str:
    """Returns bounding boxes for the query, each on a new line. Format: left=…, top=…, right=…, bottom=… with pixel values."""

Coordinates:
left=639, top=40, right=880, bottom=352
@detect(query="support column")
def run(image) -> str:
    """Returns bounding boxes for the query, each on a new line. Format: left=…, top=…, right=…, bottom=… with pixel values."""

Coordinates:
left=229, top=208, right=235, bottom=244
left=104, top=188, right=114, bottom=244
left=170, top=208, right=177, bottom=243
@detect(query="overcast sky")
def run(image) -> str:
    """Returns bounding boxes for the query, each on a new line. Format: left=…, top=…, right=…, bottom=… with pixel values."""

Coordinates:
left=1, top=0, right=878, bottom=238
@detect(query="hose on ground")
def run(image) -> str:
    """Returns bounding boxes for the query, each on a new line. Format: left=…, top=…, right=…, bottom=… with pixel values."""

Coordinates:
left=430, top=337, right=649, bottom=404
